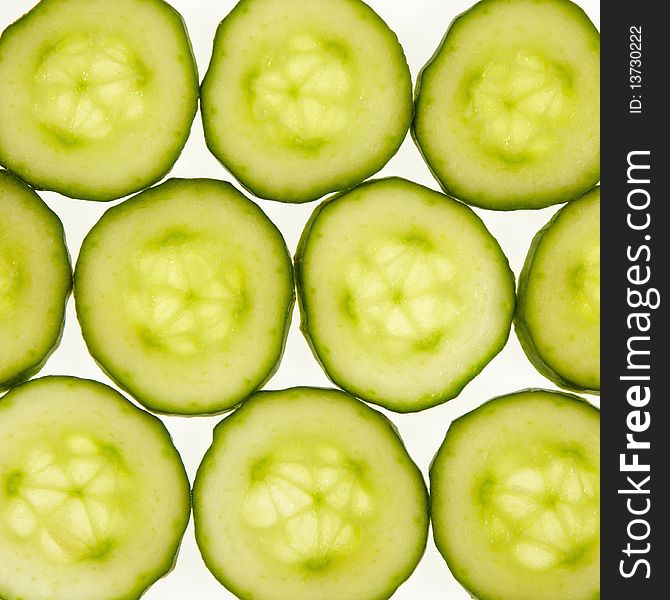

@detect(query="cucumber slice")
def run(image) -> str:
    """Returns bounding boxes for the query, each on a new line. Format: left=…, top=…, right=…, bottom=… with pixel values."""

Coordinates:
left=193, top=387, right=428, bottom=600
left=413, top=0, right=600, bottom=210
left=75, top=178, right=294, bottom=415
left=0, top=0, right=198, bottom=201
left=201, top=0, right=412, bottom=203
left=295, top=177, right=515, bottom=412
left=516, top=187, right=600, bottom=392
left=430, top=389, right=599, bottom=600
left=0, top=171, right=71, bottom=390
left=0, top=376, right=190, bottom=600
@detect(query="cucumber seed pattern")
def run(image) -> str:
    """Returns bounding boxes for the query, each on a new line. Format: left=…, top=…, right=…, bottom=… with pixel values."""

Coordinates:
left=3, top=435, right=126, bottom=562
left=34, top=33, right=146, bottom=142
left=249, top=34, right=352, bottom=148
left=128, top=234, right=246, bottom=355
left=344, top=235, right=460, bottom=353
left=242, top=443, right=374, bottom=570
left=466, top=51, right=570, bottom=161
left=479, top=447, right=599, bottom=570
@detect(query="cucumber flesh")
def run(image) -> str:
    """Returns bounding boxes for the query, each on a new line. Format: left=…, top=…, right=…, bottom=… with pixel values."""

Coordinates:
left=430, top=390, right=600, bottom=600
left=516, top=187, right=600, bottom=392
left=296, top=177, right=515, bottom=412
left=0, top=171, right=71, bottom=389
left=75, top=178, right=294, bottom=414
left=413, top=0, right=600, bottom=210
left=431, top=389, right=599, bottom=600
left=201, top=0, right=412, bottom=203
left=0, top=376, right=190, bottom=600
left=193, top=387, right=428, bottom=600
left=0, top=0, right=198, bottom=201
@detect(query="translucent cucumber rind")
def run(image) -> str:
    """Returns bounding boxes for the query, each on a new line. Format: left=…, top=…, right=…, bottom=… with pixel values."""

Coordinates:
left=412, top=0, right=600, bottom=211
left=0, top=375, right=191, bottom=600
left=193, top=387, right=429, bottom=600
left=515, top=187, right=600, bottom=393
left=294, top=177, right=516, bottom=413
left=0, top=0, right=199, bottom=202
left=0, top=171, right=72, bottom=390
left=74, top=178, right=295, bottom=415
left=430, top=389, right=600, bottom=600
left=201, top=0, right=412, bottom=204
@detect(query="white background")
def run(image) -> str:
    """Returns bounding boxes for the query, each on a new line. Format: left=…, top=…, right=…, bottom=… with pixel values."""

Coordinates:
left=0, top=1, right=600, bottom=598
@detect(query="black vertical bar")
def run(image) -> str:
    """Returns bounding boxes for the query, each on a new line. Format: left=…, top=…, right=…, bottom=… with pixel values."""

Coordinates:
left=601, top=1, right=666, bottom=597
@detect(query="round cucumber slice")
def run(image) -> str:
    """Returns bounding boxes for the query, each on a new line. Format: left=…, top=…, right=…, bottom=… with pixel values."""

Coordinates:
left=0, top=376, right=190, bottom=600
left=0, top=0, right=198, bottom=201
left=413, top=0, right=600, bottom=210
left=75, top=178, right=294, bottom=415
left=193, top=387, right=428, bottom=600
left=516, top=187, right=600, bottom=392
left=430, top=389, right=599, bottom=600
left=201, top=0, right=412, bottom=203
left=295, top=177, right=515, bottom=412
left=0, top=171, right=71, bottom=390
